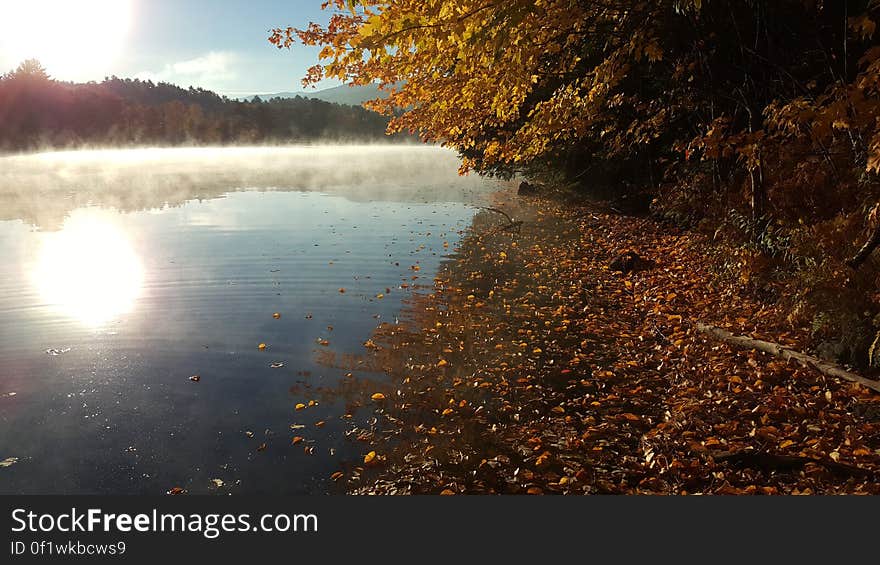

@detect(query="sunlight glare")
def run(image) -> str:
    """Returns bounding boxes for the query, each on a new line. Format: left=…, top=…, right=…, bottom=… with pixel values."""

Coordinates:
left=33, top=211, right=143, bottom=326
left=0, top=0, right=132, bottom=80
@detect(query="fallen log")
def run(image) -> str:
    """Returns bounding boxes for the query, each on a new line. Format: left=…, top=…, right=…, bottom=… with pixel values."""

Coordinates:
left=695, top=323, right=880, bottom=394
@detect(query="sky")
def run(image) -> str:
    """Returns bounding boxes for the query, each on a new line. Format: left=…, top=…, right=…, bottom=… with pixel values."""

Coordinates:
left=0, top=0, right=339, bottom=95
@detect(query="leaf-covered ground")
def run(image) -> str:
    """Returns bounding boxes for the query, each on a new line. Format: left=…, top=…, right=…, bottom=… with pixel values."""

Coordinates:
left=339, top=192, right=880, bottom=494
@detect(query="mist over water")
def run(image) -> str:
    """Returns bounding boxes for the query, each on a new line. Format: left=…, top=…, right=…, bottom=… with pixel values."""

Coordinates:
left=0, top=145, right=502, bottom=494
left=0, top=144, right=489, bottom=228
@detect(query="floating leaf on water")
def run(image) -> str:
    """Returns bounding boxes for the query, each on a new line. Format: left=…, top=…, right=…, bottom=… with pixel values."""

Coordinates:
left=295, top=403, right=306, bottom=411
left=371, top=393, right=386, bottom=401
left=257, top=443, right=268, bottom=451
left=338, top=288, right=346, bottom=293
left=211, top=479, right=224, bottom=488
left=364, top=451, right=377, bottom=465
left=272, top=312, right=281, bottom=319
left=258, top=343, right=267, bottom=351
left=318, top=339, right=330, bottom=346
left=315, top=421, right=326, bottom=428
left=245, top=431, right=255, bottom=438
left=331, top=471, right=344, bottom=481
left=269, top=362, right=285, bottom=369
left=45, top=348, right=71, bottom=356
left=166, top=487, right=187, bottom=495
left=0, top=457, right=19, bottom=468
left=437, top=359, right=448, bottom=367
left=440, top=488, right=456, bottom=495
left=189, top=375, right=200, bottom=382
left=308, top=400, right=317, bottom=407
left=292, top=436, right=304, bottom=445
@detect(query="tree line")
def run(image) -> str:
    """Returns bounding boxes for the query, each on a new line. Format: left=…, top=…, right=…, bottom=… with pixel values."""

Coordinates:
left=0, top=59, right=403, bottom=151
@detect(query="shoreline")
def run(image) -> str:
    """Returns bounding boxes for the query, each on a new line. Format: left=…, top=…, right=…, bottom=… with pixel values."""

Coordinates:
left=340, top=189, right=880, bottom=494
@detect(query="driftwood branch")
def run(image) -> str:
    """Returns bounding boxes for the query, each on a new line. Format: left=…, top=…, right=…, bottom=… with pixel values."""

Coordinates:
left=846, top=224, right=880, bottom=269
left=846, top=203, right=880, bottom=269
left=479, top=207, right=523, bottom=233
left=479, top=206, right=515, bottom=224
left=695, top=323, right=880, bottom=393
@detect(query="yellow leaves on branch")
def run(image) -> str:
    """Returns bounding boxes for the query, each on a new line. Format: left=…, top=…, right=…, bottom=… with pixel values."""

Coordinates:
left=274, top=1, right=880, bottom=181
left=273, top=0, right=678, bottom=172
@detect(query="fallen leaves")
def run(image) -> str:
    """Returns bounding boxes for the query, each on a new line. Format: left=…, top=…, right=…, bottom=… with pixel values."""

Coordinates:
left=334, top=194, right=880, bottom=496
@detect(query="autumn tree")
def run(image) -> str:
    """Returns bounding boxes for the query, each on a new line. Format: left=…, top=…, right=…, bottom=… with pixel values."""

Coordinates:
left=271, top=1, right=880, bottom=214
left=273, top=1, right=880, bottom=363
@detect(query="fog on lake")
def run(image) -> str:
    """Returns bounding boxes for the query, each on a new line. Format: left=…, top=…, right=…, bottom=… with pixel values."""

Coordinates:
left=0, top=145, right=501, bottom=494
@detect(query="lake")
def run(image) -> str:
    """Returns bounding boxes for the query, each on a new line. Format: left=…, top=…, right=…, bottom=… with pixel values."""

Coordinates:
left=0, top=145, right=500, bottom=494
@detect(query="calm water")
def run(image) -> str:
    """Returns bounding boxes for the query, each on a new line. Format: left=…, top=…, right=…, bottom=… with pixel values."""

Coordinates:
left=0, top=145, right=498, bottom=494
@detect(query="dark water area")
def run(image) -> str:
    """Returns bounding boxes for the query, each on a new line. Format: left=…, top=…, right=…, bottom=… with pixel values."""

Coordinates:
left=0, top=145, right=501, bottom=494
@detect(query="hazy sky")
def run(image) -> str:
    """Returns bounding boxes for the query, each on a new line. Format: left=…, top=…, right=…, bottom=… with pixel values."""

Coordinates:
left=0, top=0, right=338, bottom=95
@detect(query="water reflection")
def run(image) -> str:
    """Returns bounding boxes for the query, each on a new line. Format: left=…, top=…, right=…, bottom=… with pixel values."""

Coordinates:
left=0, top=146, right=499, bottom=494
left=32, top=210, right=143, bottom=326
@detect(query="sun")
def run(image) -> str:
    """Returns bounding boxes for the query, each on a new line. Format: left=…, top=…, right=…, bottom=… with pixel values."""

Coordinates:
left=32, top=209, right=144, bottom=327
left=0, top=0, right=133, bottom=81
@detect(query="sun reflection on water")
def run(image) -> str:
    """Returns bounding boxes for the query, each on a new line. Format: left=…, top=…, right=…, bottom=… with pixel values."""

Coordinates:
left=32, top=211, right=143, bottom=326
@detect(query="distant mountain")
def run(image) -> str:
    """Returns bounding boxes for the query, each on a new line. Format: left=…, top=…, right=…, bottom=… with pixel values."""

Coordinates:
left=243, top=83, right=392, bottom=107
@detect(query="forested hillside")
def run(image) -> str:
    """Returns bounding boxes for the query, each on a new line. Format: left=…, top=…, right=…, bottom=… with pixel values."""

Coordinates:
left=0, top=59, right=400, bottom=151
